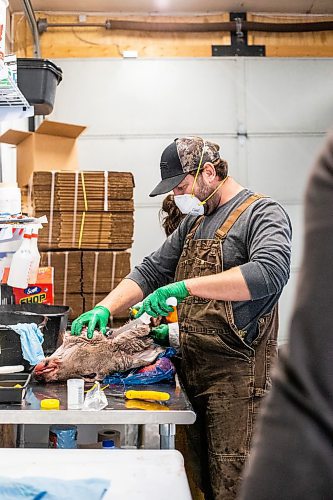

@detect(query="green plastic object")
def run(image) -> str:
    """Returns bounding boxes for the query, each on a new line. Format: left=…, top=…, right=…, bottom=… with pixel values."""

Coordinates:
left=151, top=324, right=170, bottom=346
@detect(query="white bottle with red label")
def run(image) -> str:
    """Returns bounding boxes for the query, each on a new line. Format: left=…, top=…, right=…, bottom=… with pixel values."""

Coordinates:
left=28, top=226, right=40, bottom=284
left=7, top=227, right=32, bottom=289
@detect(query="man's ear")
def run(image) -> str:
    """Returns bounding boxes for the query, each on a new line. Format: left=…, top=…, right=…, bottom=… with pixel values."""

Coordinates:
left=202, top=162, right=216, bottom=183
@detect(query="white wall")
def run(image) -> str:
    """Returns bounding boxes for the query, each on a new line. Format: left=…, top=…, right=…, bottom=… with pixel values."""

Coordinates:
left=31, top=57, right=333, bottom=342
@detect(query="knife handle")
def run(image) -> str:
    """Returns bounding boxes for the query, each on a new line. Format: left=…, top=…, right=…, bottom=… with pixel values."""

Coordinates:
left=125, top=390, right=170, bottom=402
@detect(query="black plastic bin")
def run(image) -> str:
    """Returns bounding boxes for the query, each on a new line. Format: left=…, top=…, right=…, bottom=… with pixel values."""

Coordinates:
left=0, top=373, right=31, bottom=404
left=0, top=304, right=70, bottom=358
left=17, top=58, right=63, bottom=115
left=0, top=312, right=46, bottom=370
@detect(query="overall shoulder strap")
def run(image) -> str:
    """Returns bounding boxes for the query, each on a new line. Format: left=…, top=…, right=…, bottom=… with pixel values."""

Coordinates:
left=186, top=216, right=204, bottom=241
left=216, top=193, right=267, bottom=240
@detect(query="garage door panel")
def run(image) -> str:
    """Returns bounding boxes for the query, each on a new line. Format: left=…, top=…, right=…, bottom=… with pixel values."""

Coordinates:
left=278, top=271, right=298, bottom=344
left=51, top=59, right=239, bottom=135
left=247, top=135, right=324, bottom=202
left=283, top=204, right=304, bottom=270
left=245, top=59, right=333, bottom=133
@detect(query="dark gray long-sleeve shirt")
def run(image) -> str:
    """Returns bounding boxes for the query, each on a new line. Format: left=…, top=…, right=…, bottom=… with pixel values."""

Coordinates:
left=127, top=188, right=292, bottom=343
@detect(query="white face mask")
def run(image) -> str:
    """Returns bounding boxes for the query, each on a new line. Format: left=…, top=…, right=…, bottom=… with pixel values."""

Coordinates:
left=174, top=194, right=204, bottom=216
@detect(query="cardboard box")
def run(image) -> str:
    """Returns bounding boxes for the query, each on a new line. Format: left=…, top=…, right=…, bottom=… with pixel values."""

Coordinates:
left=40, top=251, right=81, bottom=293
left=0, top=120, right=86, bottom=188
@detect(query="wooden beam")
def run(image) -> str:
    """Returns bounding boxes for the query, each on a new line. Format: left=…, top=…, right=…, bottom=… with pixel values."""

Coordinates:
left=0, top=424, right=15, bottom=448
left=13, top=13, right=333, bottom=59
left=248, top=14, right=333, bottom=57
left=13, top=13, right=230, bottom=58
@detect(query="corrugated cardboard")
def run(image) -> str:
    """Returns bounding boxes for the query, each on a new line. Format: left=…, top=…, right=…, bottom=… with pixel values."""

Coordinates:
left=30, top=171, right=135, bottom=212
left=36, top=211, right=134, bottom=250
left=0, top=120, right=86, bottom=188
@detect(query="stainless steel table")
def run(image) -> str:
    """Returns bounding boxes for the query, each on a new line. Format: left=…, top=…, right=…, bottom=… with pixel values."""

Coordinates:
left=0, top=382, right=196, bottom=449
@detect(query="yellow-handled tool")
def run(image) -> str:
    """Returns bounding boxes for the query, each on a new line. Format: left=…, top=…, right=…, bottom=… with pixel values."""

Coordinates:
left=125, top=390, right=170, bottom=402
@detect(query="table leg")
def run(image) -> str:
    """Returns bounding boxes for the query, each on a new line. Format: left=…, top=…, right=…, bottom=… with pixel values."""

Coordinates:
left=137, top=424, right=145, bottom=449
left=159, top=423, right=176, bottom=449
left=16, top=424, right=25, bottom=448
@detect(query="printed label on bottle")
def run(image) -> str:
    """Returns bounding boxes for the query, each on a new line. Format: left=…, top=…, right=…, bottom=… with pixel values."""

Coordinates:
left=168, top=322, right=180, bottom=348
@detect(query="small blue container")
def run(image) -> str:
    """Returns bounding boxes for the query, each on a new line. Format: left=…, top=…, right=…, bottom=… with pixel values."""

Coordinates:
left=49, top=425, right=77, bottom=449
left=102, top=439, right=116, bottom=449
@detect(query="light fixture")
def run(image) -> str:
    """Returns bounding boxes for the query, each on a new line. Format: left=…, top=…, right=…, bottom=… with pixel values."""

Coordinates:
left=122, top=50, right=138, bottom=58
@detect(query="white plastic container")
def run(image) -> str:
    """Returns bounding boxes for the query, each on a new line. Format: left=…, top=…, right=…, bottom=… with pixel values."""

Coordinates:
left=0, top=183, right=21, bottom=215
left=67, top=379, right=84, bottom=410
left=27, top=226, right=40, bottom=283
left=7, top=227, right=32, bottom=289
left=166, top=297, right=179, bottom=348
left=0, top=0, right=8, bottom=59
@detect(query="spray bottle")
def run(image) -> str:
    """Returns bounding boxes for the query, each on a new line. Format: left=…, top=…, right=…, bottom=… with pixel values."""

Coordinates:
left=7, top=227, right=32, bottom=289
left=28, top=225, right=40, bottom=284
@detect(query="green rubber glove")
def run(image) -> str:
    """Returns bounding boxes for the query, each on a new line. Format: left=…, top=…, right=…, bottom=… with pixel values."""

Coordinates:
left=71, top=305, right=110, bottom=339
left=151, top=324, right=170, bottom=346
left=136, top=281, right=189, bottom=318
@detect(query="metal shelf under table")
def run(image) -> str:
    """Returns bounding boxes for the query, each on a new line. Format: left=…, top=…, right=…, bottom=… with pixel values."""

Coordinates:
left=0, top=381, right=196, bottom=449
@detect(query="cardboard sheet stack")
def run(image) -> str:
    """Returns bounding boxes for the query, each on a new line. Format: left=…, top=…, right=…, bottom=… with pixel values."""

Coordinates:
left=40, top=250, right=131, bottom=322
left=26, top=170, right=135, bottom=324
left=30, top=171, right=134, bottom=250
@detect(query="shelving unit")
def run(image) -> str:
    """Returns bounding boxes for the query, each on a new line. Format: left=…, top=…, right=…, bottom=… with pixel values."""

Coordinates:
left=0, top=60, right=34, bottom=121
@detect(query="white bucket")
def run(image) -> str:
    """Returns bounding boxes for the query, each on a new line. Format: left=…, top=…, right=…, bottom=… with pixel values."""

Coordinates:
left=0, top=0, right=8, bottom=59
left=0, top=182, right=21, bottom=214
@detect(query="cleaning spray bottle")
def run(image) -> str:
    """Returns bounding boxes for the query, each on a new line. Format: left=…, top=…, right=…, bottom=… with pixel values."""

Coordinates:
left=7, top=227, right=32, bottom=289
left=28, top=225, right=40, bottom=284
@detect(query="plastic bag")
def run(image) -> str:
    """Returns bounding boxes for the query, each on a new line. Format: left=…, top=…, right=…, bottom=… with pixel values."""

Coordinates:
left=82, top=382, right=108, bottom=411
left=103, top=353, right=176, bottom=386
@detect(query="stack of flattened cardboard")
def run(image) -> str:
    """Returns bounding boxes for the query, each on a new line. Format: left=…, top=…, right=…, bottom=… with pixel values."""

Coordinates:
left=29, top=169, right=135, bottom=325
left=82, top=251, right=130, bottom=322
left=31, top=171, right=134, bottom=212
left=40, top=250, right=131, bottom=322
left=29, top=171, right=134, bottom=250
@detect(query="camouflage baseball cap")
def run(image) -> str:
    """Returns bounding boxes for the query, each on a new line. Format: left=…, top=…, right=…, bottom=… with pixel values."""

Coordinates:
left=149, top=136, right=221, bottom=197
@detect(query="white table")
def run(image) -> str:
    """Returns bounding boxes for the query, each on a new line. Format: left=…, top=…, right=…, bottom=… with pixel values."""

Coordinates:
left=0, top=448, right=192, bottom=499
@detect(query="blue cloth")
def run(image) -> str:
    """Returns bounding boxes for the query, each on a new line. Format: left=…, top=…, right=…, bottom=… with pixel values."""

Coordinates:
left=10, top=323, right=44, bottom=366
left=0, top=476, right=109, bottom=499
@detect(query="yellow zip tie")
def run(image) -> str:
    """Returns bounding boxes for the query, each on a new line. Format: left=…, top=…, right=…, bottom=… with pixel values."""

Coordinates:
left=78, top=211, right=86, bottom=249
left=85, top=383, right=108, bottom=394
left=92, top=251, right=99, bottom=307
left=72, top=172, right=79, bottom=246
left=199, top=175, right=229, bottom=206
left=81, top=171, right=88, bottom=211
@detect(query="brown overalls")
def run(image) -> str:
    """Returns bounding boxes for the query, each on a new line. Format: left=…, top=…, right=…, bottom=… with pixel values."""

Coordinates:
left=175, top=194, right=279, bottom=500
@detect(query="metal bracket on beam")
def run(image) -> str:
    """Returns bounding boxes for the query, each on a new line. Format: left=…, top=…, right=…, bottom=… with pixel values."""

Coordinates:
left=212, top=13, right=265, bottom=57
left=37, top=18, right=48, bottom=34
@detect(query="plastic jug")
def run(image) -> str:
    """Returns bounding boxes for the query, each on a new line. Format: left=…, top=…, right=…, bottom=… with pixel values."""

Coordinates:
left=27, top=226, right=40, bottom=284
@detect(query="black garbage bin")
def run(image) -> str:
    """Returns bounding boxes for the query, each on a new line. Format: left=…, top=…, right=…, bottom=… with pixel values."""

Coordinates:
left=0, top=304, right=70, bottom=358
